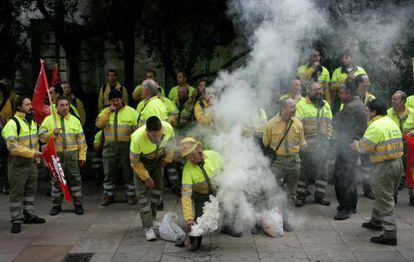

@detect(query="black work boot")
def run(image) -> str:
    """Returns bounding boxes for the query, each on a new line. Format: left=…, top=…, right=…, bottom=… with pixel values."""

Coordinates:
left=314, top=195, right=331, bottom=206
left=283, top=221, right=293, bottom=232
left=24, top=215, right=46, bottom=224
left=220, top=226, right=242, bottom=237
left=251, top=224, right=262, bottom=235
left=410, top=197, right=414, bottom=207
left=50, top=206, right=62, bottom=216
left=334, top=210, right=352, bottom=220
left=74, top=205, right=84, bottom=215
left=371, top=234, right=397, bottom=246
left=10, top=223, right=21, bottom=234
left=362, top=221, right=383, bottom=231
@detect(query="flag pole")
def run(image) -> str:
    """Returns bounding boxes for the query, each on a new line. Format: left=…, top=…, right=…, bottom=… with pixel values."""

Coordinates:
left=40, top=59, right=58, bottom=127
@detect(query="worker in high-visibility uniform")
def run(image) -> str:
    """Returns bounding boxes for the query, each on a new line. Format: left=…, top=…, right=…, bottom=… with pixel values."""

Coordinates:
left=387, top=90, right=414, bottom=204
left=168, top=72, right=195, bottom=101
left=263, top=98, right=307, bottom=232
left=180, top=137, right=241, bottom=251
left=352, top=99, right=403, bottom=246
left=98, top=69, right=129, bottom=112
left=2, top=96, right=45, bottom=233
left=130, top=116, right=175, bottom=241
left=279, top=79, right=305, bottom=104
left=295, top=82, right=332, bottom=207
left=39, top=96, right=87, bottom=216
left=331, top=51, right=367, bottom=112
left=136, top=79, right=167, bottom=127
left=96, top=89, right=138, bottom=206
left=194, top=86, right=215, bottom=127
left=61, top=81, right=86, bottom=125
left=297, top=49, right=331, bottom=104
left=172, top=86, right=196, bottom=136
left=132, top=70, right=165, bottom=102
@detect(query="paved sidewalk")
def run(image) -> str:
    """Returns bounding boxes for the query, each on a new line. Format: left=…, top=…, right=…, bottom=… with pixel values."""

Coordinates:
left=0, top=181, right=413, bottom=262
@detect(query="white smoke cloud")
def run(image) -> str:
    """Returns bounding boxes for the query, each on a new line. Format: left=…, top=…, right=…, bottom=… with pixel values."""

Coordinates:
left=191, top=0, right=413, bottom=234
left=191, top=0, right=329, bottom=234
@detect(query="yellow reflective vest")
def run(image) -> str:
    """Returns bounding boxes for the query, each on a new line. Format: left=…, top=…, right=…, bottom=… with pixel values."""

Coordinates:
left=387, top=107, right=414, bottom=134
left=331, top=65, right=367, bottom=92
left=295, top=97, right=333, bottom=141
left=297, top=64, right=331, bottom=104
left=406, top=95, right=414, bottom=111
left=130, top=121, right=175, bottom=181
left=136, top=96, right=167, bottom=127
left=168, top=85, right=195, bottom=101
left=356, top=115, right=403, bottom=163
left=181, top=150, right=222, bottom=221
left=159, top=96, right=178, bottom=124
left=1, top=112, right=39, bottom=158
left=93, top=130, right=104, bottom=152
left=263, top=115, right=306, bottom=156
left=96, top=105, right=138, bottom=142
left=39, top=113, right=87, bottom=160
left=194, top=100, right=214, bottom=126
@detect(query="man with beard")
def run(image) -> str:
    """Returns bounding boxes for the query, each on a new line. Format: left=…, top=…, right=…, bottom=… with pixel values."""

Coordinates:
left=332, top=82, right=367, bottom=220
left=2, top=96, right=45, bottom=233
left=295, top=82, right=333, bottom=207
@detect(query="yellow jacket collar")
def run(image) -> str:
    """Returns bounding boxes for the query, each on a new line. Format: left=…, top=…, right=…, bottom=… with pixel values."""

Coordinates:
left=15, top=112, right=26, bottom=119
left=57, top=113, right=72, bottom=120
left=368, top=115, right=384, bottom=126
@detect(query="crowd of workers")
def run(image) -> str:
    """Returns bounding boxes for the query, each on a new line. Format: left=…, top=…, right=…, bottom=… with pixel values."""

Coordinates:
left=0, top=48, right=412, bottom=250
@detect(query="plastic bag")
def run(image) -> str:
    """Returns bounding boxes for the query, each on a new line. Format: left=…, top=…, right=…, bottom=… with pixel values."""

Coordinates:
left=261, top=208, right=284, bottom=238
left=159, top=212, right=186, bottom=242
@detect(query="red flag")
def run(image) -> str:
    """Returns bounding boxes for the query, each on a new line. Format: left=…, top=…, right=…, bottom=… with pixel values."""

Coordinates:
left=32, top=61, right=51, bottom=124
left=42, top=139, right=72, bottom=202
left=403, top=133, right=414, bottom=188
left=51, top=63, right=61, bottom=87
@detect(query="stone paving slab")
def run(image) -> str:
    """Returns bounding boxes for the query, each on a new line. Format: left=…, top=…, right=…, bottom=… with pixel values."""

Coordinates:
left=0, top=181, right=413, bottom=261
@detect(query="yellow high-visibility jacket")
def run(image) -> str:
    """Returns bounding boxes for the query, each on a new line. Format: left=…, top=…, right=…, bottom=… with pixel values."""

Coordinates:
left=331, top=65, right=367, bottom=92
left=355, top=115, right=403, bottom=163
left=173, top=97, right=195, bottom=129
left=96, top=105, right=138, bottom=142
left=263, top=115, right=306, bottom=156
left=159, top=96, right=179, bottom=124
left=168, top=85, right=195, bottom=101
left=130, top=121, right=175, bottom=181
left=1, top=112, right=39, bottom=158
left=136, top=96, right=167, bottom=127
left=132, top=84, right=165, bottom=101
left=93, top=130, right=104, bottom=152
left=387, top=107, right=414, bottom=134
left=406, top=95, right=414, bottom=110
left=297, top=64, right=331, bottom=104
left=295, top=97, right=333, bottom=140
left=181, top=150, right=222, bottom=221
left=98, top=82, right=129, bottom=112
left=194, top=100, right=214, bottom=126
left=39, top=113, right=87, bottom=161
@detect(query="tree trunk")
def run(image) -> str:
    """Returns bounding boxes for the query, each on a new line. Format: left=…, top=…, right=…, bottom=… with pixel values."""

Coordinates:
left=122, top=26, right=136, bottom=94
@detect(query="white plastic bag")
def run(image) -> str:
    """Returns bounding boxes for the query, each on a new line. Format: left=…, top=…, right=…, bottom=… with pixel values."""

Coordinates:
left=159, top=212, right=186, bottom=242
left=261, top=208, right=284, bottom=238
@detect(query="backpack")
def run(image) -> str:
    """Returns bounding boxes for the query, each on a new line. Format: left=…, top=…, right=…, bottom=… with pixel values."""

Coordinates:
left=0, top=117, right=21, bottom=157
